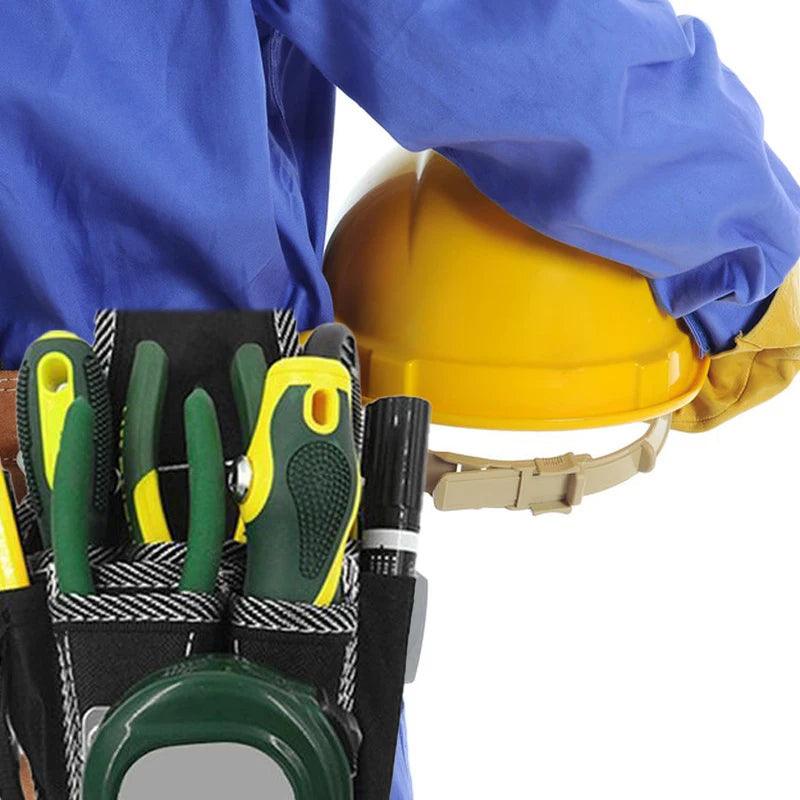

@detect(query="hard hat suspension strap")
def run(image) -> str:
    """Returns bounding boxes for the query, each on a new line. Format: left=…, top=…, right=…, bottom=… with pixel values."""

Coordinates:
left=426, top=415, right=671, bottom=515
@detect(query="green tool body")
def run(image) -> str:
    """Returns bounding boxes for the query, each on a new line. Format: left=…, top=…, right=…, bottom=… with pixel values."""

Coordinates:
left=231, top=343, right=268, bottom=439
left=121, top=341, right=170, bottom=544
left=121, top=341, right=227, bottom=591
left=233, top=353, right=361, bottom=605
left=82, top=656, right=354, bottom=800
left=180, top=389, right=226, bottom=593
left=17, top=332, right=112, bottom=547
left=52, top=399, right=97, bottom=595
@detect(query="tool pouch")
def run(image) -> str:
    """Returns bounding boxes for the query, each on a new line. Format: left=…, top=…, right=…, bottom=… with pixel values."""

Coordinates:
left=225, top=542, right=420, bottom=800
left=353, top=573, right=418, bottom=800
left=0, top=310, right=421, bottom=800
left=0, top=578, right=68, bottom=800
left=47, top=544, right=227, bottom=800
left=227, top=542, right=361, bottom=722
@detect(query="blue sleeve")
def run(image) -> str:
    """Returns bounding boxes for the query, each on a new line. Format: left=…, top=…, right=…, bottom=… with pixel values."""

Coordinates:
left=390, top=707, right=414, bottom=800
left=255, top=0, right=800, bottom=353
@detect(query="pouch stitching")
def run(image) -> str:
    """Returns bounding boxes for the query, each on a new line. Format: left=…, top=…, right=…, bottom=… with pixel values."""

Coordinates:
left=338, top=546, right=360, bottom=712
left=54, top=631, right=82, bottom=800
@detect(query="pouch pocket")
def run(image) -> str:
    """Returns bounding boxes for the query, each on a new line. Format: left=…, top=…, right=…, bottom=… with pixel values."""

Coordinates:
left=45, top=547, right=226, bottom=800
left=228, top=593, right=358, bottom=708
left=0, top=580, right=68, bottom=800
left=228, top=544, right=360, bottom=709
left=354, top=573, right=416, bottom=800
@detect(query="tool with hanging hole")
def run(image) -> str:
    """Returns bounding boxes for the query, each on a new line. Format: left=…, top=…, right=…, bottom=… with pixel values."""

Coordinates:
left=303, top=323, right=364, bottom=454
left=0, top=470, right=30, bottom=591
left=231, top=351, right=360, bottom=605
left=17, top=331, right=112, bottom=547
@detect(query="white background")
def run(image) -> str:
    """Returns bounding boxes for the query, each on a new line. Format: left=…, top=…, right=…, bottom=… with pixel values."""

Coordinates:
left=327, top=3, right=800, bottom=798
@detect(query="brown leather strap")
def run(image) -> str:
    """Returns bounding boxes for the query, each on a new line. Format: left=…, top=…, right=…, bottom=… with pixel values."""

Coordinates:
left=0, top=371, right=24, bottom=500
left=20, top=753, right=34, bottom=800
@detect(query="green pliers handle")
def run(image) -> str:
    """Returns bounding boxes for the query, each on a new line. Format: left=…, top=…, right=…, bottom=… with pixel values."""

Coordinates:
left=180, top=389, right=226, bottom=593
left=17, top=331, right=112, bottom=547
left=122, top=341, right=226, bottom=592
left=52, top=398, right=97, bottom=595
left=232, top=350, right=361, bottom=606
left=121, top=340, right=171, bottom=544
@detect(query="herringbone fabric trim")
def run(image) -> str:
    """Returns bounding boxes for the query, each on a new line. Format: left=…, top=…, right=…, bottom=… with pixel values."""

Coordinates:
left=33, top=545, right=124, bottom=579
left=230, top=594, right=357, bottom=635
left=49, top=588, right=224, bottom=625
left=15, top=494, right=38, bottom=542
left=338, top=545, right=360, bottom=711
left=54, top=634, right=82, bottom=800
left=92, top=309, right=117, bottom=378
left=95, top=561, right=182, bottom=590
left=274, top=308, right=301, bottom=357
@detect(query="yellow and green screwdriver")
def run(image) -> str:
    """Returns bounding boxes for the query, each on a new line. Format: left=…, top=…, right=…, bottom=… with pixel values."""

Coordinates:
left=231, top=347, right=361, bottom=606
left=17, top=331, right=113, bottom=548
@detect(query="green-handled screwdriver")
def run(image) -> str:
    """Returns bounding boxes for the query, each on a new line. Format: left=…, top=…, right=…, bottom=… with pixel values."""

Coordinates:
left=232, top=351, right=361, bottom=606
left=17, top=331, right=113, bottom=547
left=52, top=398, right=97, bottom=595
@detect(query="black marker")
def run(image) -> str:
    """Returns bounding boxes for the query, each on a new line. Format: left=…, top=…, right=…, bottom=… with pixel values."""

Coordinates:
left=361, top=397, right=431, bottom=577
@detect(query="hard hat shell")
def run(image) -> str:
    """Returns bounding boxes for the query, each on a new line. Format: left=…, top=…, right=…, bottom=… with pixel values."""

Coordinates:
left=325, top=151, right=710, bottom=431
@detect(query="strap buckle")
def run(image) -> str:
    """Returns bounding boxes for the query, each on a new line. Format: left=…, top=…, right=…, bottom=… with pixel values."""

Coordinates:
left=521, top=453, right=591, bottom=514
left=426, top=415, right=671, bottom=515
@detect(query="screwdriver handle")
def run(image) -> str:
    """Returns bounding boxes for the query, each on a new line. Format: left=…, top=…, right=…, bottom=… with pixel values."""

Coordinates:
left=235, top=354, right=360, bottom=605
left=0, top=471, right=29, bottom=591
left=17, top=331, right=112, bottom=547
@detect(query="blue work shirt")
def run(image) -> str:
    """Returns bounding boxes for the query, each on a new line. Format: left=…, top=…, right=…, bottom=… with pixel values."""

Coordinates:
left=1, top=2, right=799, bottom=369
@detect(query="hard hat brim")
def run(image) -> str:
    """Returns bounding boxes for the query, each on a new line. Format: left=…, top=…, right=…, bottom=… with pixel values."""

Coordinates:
left=356, top=334, right=711, bottom=431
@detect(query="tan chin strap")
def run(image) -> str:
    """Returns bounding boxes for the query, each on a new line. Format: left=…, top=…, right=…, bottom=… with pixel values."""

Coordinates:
left=426, top=415, right=672, bottom=515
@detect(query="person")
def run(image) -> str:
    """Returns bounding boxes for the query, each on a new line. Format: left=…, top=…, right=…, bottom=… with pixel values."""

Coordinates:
left=1, top=2, right=797, bottom=370
left=1, top=3, right=798, bottom=798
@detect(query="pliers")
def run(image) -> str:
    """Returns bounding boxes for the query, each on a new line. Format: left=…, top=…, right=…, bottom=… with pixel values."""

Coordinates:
left=112, top=341, right=226, bottom=593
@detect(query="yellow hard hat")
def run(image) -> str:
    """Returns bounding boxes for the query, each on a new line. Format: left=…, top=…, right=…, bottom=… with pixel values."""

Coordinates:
left=325, top=151, right=710, bottom=514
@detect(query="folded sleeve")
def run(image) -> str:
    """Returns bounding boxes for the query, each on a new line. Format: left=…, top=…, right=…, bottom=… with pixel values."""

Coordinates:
left=255, top=0, right=800, bottom=354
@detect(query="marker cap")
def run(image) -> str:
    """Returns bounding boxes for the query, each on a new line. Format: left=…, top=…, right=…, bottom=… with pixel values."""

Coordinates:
left=362, top=397, right=431, bottom=533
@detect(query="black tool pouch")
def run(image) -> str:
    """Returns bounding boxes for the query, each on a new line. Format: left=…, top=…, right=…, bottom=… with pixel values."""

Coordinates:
left=353, top=572, right=418, bottom=800
left=98, top=308, right=296, bottom=536
left=0, top=310, right=423, bottom=800
left=44, top=544, right=227, bottom=800
left=226, top=538, right=422, bottom=800
left=0, top=578, right=68, bottom=800
left=226, top=544, right=362, bottom=756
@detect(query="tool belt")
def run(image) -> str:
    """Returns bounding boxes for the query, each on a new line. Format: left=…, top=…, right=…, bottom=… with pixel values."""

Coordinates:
left=0, top=311, right=422, bottom=800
